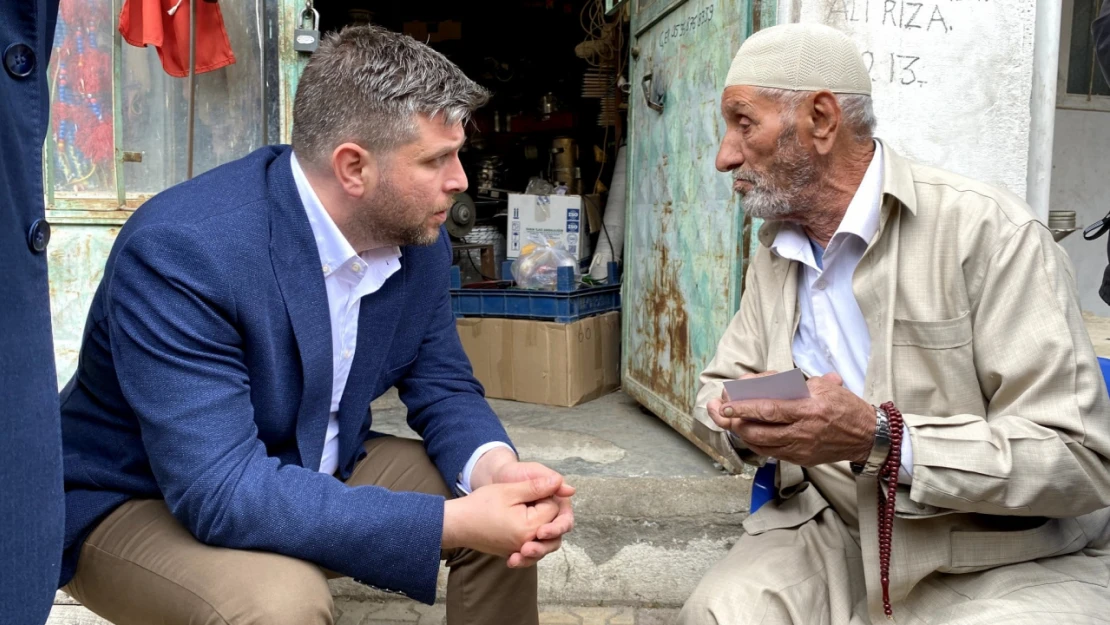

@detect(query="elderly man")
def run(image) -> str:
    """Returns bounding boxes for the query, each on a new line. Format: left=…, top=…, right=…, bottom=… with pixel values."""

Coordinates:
left=58, top=26, right=572, bottom=625
left=680, top=23, right=1110, bottom=625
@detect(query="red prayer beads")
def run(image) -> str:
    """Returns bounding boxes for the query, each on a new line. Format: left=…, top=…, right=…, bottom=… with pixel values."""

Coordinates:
left=876, top=401, right=904, bottom=619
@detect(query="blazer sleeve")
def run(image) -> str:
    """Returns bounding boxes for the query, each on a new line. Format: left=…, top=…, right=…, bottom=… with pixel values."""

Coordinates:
left=394, top=234, right=515, bottom=493
left=107, top=223, right=444, bottom=604
left=901, top=222, right=1110, bottom=518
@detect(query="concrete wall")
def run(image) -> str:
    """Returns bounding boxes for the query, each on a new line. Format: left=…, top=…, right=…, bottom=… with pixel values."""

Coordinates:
left=1052, top=107, right=1110, bottom=316
left=786, top=0, right=1038, bottom=198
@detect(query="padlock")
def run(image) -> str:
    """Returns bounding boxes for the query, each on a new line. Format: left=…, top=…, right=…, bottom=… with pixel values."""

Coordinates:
left=294, top=8, right=320, bottom=53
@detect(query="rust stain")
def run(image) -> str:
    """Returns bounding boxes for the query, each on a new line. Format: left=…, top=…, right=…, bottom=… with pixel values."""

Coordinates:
left=621, top=0, right=753, bottom=464
left=630, top=239, right=692, bottom=412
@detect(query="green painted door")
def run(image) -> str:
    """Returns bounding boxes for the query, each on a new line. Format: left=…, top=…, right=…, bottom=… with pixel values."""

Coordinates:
left=622, top=0, right=769, bottom=470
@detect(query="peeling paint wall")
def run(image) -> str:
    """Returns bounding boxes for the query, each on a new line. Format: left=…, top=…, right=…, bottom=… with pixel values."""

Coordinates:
left=623, top=0, right=756, bottom=469
left=47, top=217, right=126, bottom=387
left=46, top=1, right=301, bottom=387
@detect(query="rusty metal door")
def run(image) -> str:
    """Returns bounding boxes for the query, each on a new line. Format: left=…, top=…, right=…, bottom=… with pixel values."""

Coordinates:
left=622, top=0, right=764, bottom=470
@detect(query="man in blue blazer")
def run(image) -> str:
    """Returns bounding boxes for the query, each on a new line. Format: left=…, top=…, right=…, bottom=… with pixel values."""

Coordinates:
left=58, top=25, right=574, bottom=625
left=0, top=2, right=65, bottom=624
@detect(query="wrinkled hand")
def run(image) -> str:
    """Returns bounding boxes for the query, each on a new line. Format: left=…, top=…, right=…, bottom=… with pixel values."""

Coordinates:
left=706, top=370, right=779, bottom=427
left=490, top=461, right=576, bottom=568
left=708, top=372, right=875, bottom=467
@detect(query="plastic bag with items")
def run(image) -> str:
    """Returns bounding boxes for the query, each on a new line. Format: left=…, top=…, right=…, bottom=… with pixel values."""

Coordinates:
left=511, top=233, right=580, bottom=290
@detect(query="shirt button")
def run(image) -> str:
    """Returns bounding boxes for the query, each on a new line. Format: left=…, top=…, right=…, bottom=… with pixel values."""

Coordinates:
left=352, top=263, right=363, bottom=273
left=814, top=279, right=827, bottom=290
left=343, top=349, right=352, bottom=359
left=4, top=43, right=36, bottom=79
left=322, top=264, right=331, bottom=273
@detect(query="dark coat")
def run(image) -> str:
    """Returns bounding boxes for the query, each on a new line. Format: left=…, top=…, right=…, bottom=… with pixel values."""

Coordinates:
left=0, top=1, right=66, bottom=623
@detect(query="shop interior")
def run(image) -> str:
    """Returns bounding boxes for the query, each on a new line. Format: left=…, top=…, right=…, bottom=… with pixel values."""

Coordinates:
left=313, top=0, right=631, bottom=284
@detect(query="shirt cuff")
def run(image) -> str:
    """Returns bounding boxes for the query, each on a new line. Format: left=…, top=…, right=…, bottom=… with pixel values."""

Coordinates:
left=456, top=442, right=516, bottom=495
left=897, top=423, right=913, bottom=485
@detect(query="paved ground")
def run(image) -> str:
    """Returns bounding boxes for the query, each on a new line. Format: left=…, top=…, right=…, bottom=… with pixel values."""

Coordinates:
left=369, top=388, right=722, bottom=479
left=48, top=597, right=681, bottom=625
left=334, top=602, right=680, bottom=625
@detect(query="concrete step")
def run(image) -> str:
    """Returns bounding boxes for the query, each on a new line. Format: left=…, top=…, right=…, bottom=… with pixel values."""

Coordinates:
left=50, top=596, right=680, bottom=625
left=331, top=601, right=680, bottom=624
left=358, top=390, right=752, bottom=608
left=49, top=391, right=752, bottom=623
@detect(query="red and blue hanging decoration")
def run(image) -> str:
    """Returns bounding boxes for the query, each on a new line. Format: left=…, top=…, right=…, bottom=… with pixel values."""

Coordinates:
left=51, top=0, right=115, bottom=190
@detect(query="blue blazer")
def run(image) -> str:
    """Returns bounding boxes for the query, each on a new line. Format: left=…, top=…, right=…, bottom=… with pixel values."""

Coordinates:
left=1, top=1, right=65, bottom=621
left=59, top=146, right=512, bottom=603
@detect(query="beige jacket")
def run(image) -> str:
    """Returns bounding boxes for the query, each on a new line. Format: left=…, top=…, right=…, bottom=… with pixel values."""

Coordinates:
left=694, top=142, right=1110, bottom=622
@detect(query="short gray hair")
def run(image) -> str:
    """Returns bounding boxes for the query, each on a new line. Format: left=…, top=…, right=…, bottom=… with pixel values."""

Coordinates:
left=292, top=25, right=490, bottom=165
left=757, top=87, right=876, bottom=142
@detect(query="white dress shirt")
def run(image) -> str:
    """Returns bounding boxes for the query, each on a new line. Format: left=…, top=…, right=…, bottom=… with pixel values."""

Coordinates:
left=291, top=153, right=511, bottom=486
left=769, top=141, right=913, bottom=482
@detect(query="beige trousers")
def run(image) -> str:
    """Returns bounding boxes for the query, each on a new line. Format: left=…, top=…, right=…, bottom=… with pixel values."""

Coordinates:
left=678, top=507, right=1110, bottom=625
left=64, top=437, right=538, bottom=625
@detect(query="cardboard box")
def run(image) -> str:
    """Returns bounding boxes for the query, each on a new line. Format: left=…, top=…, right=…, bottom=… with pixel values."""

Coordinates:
left=457, top=312, right=620, bottom=407
left=507, top=194, right=592, bottom=261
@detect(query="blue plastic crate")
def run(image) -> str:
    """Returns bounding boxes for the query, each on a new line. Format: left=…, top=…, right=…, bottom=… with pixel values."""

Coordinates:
left=450, top=261, right=621, bottom=323
left=1100, top=357, right=1110, bottom=398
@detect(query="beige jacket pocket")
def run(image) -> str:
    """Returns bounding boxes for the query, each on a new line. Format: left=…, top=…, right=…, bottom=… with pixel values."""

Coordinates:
left=891, top=311, right=985, bottom=418
left=742, top=483, right=830, bottom=536
left=944, top=517, right=1086, bottom=573
left=892, top=311, right=973, bottom=349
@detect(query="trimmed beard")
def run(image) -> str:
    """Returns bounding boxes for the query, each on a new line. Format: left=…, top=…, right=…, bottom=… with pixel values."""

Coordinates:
left=733, top=124, right=820, bottom=221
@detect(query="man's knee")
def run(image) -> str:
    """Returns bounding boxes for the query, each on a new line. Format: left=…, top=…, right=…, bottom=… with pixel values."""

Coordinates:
left=677, top=533, right=843, bottom=625
left=678, top=574, right=744, bottom=625
left=205, top=550, right=334, bottom=625
left=232, top=571, right=334, bottom=625
left=70, top=561, right=334, bottom=625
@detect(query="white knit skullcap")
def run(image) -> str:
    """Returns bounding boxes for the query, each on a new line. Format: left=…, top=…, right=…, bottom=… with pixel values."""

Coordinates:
left=725, top=23, right=871, bottom=95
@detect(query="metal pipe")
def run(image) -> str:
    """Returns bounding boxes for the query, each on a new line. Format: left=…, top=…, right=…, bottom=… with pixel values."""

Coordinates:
left=187, top=0, right=198, bottom=179
left=257, top=0, right=267, bottom=145
left=113, top=0, right=127, bottom=205
left=1026, top=0, right=1062, bottom=223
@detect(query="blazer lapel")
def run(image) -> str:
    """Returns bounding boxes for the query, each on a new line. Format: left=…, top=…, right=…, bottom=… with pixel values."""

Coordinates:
left=267, top=149, right=334, bottom=471
left=334, top=258, right=406, bottom=474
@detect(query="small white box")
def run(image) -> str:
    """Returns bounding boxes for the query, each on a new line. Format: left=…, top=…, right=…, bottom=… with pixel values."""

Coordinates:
left=506, top=194, right=591, bottom=260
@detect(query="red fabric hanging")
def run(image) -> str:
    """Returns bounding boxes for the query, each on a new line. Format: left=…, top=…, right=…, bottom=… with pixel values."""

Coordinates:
left=119, top=0, right=236, bottom=78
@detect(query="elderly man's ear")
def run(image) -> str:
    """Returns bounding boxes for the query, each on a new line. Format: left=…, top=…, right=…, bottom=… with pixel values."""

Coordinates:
left=806, top=90, right=843, bottom=156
